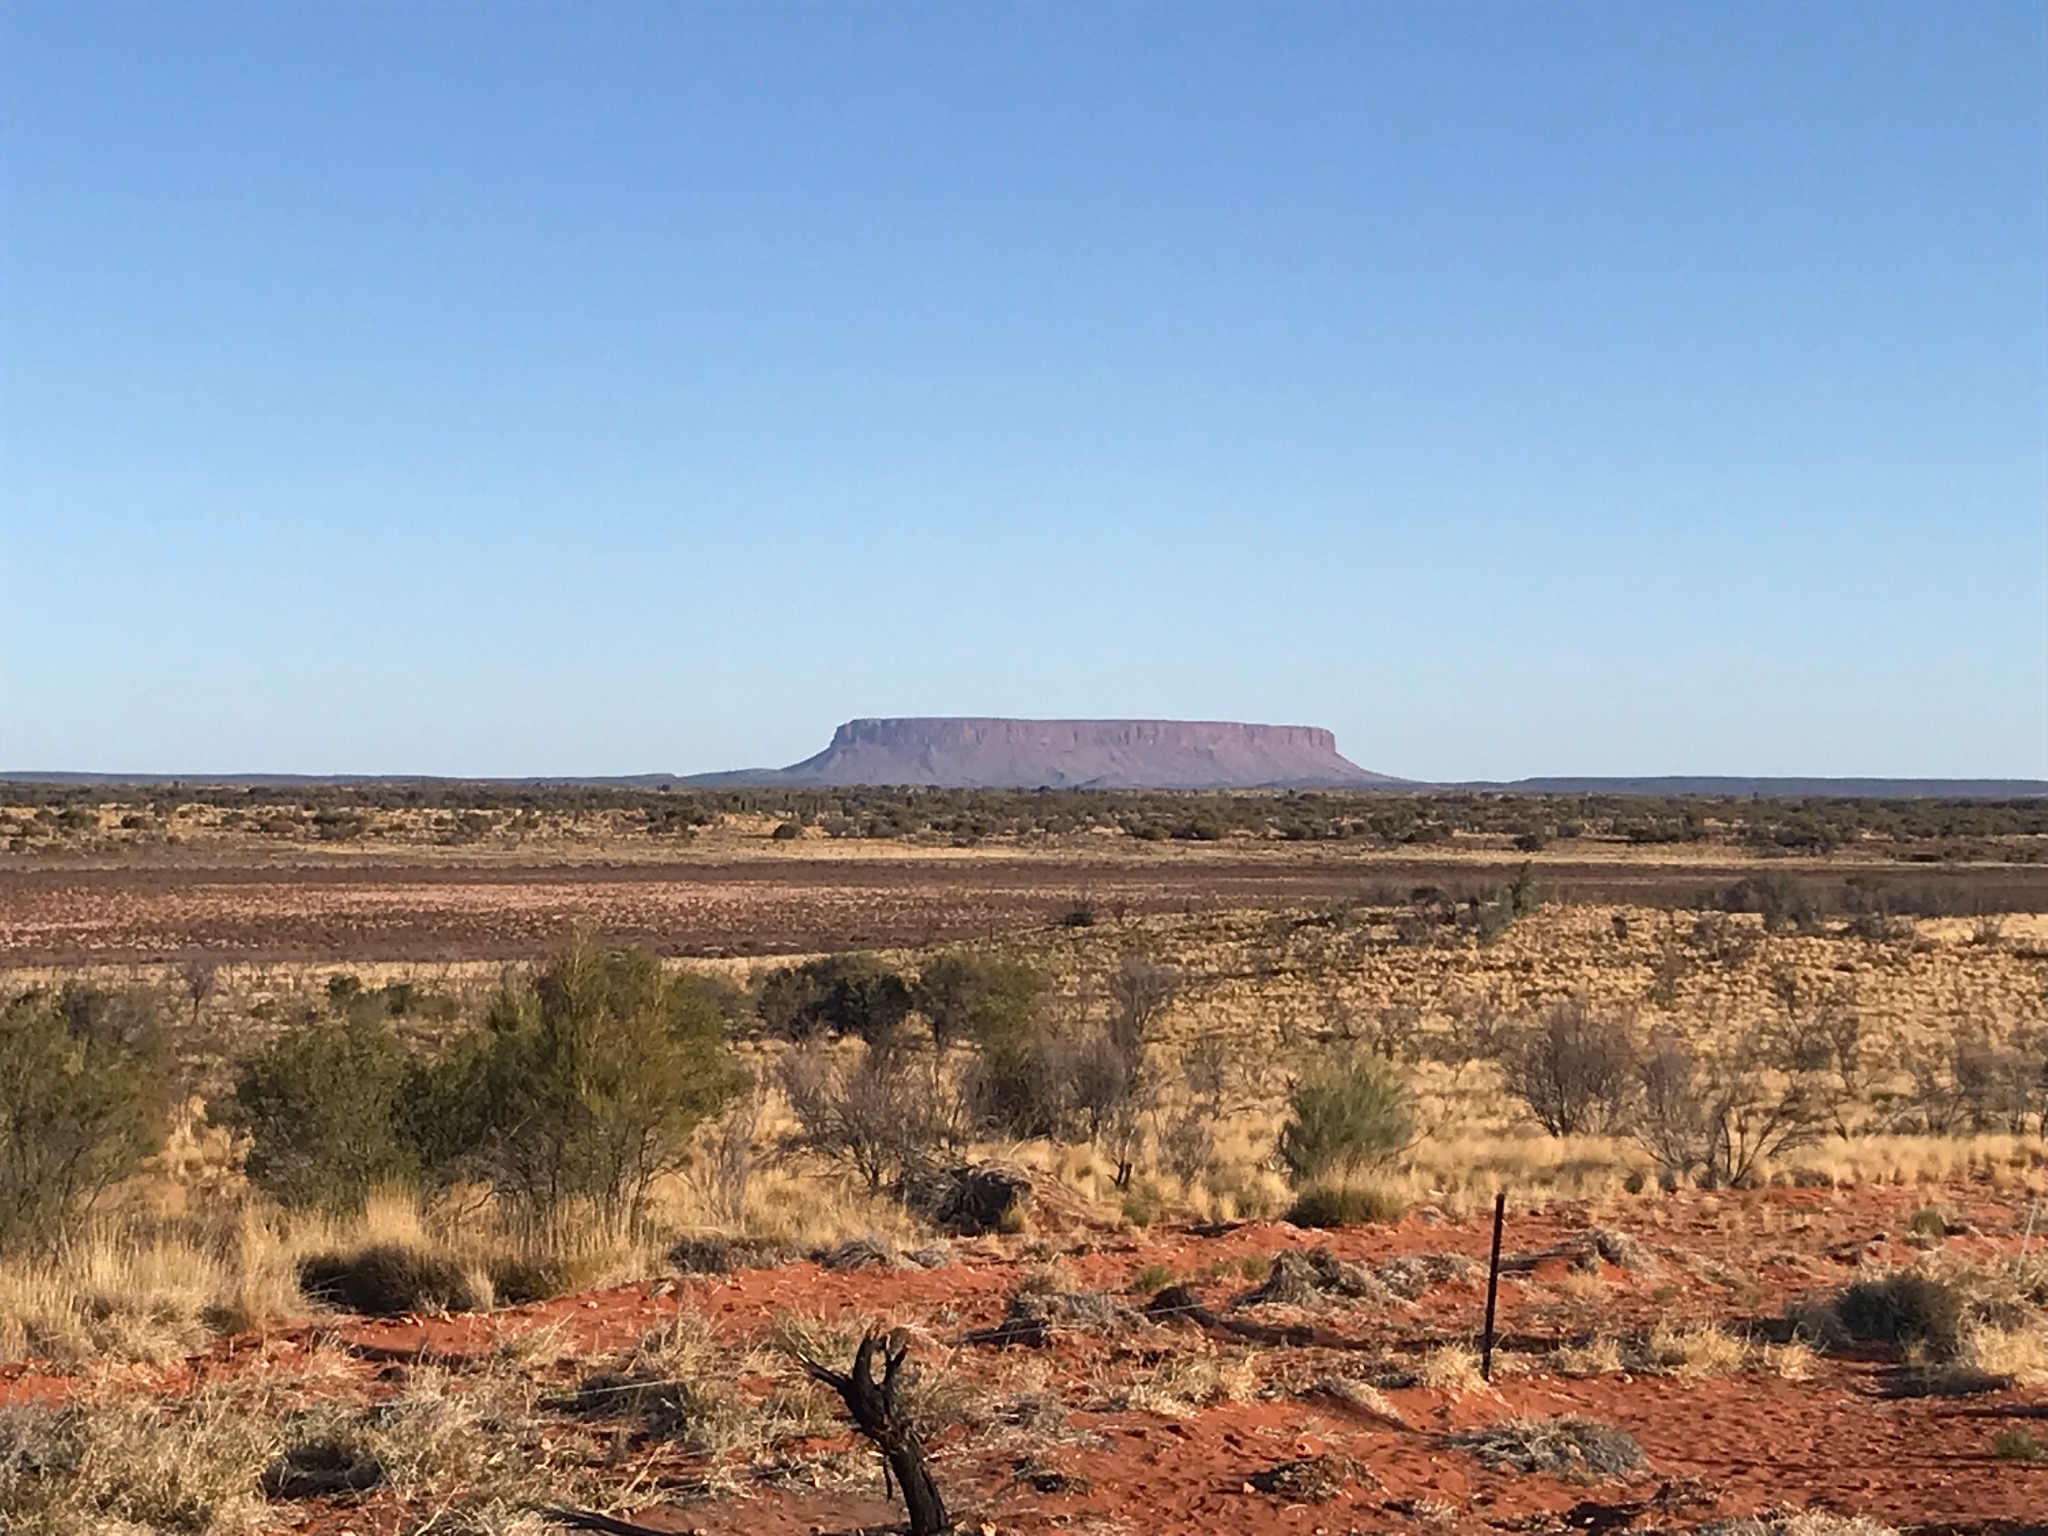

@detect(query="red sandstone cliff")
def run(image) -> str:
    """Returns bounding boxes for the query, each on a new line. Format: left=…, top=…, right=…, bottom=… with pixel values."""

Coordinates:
left=773, top=718, right=1400, bottom=789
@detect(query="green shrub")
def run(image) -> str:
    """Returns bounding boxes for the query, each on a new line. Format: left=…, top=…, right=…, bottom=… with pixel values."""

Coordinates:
left=1994, top=1427, right=2044, bottom=1461
left=0, top=991, right=171, bottom=1254
left=1283, top=1182, right=1410, bottom=1229
left=485, top=1251, right=575, bottom=1305
left=404, top=938, right=743, bottom=1239
left=1834, top=1272, right=1966, bottom=1356
left=1119, top=1181, right=1166, bottom=1228
left=1129, top=1262, right=1175, bottom=1295
left=297, top=1243, right=483, bottom=1316
left=755, top=955, right=914, bottom=1043
left=1277, top=1055, right=1412, bottom=1187
left=913, top=953, right=1047, bottom=1051
left=217, top=1013, right=417, bottom=1214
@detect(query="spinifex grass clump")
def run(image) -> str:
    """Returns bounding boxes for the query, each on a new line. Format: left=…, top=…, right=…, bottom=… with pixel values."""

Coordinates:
left=297, top=1243, right=483, bottom=1317
left=1283, top=1183, right=1409, bottom=1229
left=1447, top=1416, right=1646, bottom=1480
left=1833, top=1272, right=1966, bottom=1357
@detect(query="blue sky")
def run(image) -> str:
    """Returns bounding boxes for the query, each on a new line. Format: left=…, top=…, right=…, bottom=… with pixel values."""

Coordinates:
left=3, top=1, right=2042, bottom=780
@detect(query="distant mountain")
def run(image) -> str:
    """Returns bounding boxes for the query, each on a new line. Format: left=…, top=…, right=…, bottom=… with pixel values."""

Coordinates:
left=1462, top=776, right=2048, bottom=799
left=691, top=717, right=1405, bottom=790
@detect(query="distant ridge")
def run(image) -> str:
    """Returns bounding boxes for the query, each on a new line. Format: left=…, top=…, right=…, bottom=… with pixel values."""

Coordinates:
left=6, top=747, right=2043, bottom=800
left=1463, top=776, right=2048, bottom=799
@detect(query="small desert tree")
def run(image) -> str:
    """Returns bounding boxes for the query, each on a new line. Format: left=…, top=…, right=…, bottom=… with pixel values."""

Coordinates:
left=0, top=991, right=171, bottom=1254
left=1631, top=1023, right=1824, bottom=1189
left=779, top=1030, right=964, bottom=1192
left=407, top=937, right=744, bottom=1239
left=1499, top=998, right=1636, bottom=1137
left=1277, top=1053, right=1413, bottom=1188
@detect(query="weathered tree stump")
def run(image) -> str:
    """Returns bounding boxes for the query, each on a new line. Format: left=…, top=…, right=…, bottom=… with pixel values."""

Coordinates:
left=802, top=1328, right=951, bottom=1536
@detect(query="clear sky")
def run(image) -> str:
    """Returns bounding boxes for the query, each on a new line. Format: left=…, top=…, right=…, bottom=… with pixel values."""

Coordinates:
left=3, top=1, right=2043, bottom=781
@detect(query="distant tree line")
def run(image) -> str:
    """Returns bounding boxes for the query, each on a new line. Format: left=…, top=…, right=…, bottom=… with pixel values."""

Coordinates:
left=5, top=782, right=2045, bottom=859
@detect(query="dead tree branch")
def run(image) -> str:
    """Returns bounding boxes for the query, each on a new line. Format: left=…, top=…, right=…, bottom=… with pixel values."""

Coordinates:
left=800, top=1328, right=951, bottom=1536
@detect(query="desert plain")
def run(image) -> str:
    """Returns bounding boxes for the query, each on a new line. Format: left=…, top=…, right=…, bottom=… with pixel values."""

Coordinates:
left=2, top=786, right=2046, bottom=1536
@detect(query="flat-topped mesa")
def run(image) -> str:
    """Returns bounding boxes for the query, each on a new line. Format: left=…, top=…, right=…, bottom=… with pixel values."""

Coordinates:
left=777, top=717, right=1402, bottom=790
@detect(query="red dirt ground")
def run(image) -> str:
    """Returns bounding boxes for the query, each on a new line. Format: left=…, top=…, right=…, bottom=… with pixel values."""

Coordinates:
left=5, top=854, right=2042, bottom=964
left=9, top=1184, right=2045, bottom=1534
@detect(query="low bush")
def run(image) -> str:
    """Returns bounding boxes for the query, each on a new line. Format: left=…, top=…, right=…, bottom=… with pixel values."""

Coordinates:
left=297, top=1243, right=484, bottom=1316
left=1284, top=1182, right=1409, bottom=1229
left=1833, top=1271, right=1966, bottom=1357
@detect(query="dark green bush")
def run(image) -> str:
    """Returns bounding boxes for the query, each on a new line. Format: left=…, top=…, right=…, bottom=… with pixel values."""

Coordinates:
left=1277, top=1055, right=1412, bottom=1187
left=0, top=991, right=171, bottom=1254
left=485, top=1251, right=575, bottom=1305
left=913, top=953, right=1047, bottom=1051
left=755, top=955, right=914, bottom=1043
left=1283, top=1182, right=1410, bottom=1229
left=297, top=1243, right=482, bottom=1316
left=1834, top=1271, right=1966, bottom=1356
left=217, top=1013, right=417, bottom=1214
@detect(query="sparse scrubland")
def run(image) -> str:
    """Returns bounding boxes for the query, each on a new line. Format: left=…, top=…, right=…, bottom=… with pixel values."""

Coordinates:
left=3, top=799, right=2047, bottom=1533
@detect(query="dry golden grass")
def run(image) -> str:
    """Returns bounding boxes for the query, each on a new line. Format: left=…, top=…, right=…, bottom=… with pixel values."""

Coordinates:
left=1552, top=1335, right=1627, bottom=1377
left=1109, top=1345, right=1260, bottom=1418
left=1766, top=1339, right=1819, bottom=1381
left=1644, top=1320, right=1750, bottom=1378
left=0, top=1211, right=303, bottom=1368
left=1955, top=1321, right=2048, bottom=1387
left=1417, top=1343, right=1487, bottom=1391
left=0, top=1383, right=280, bottom=1536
